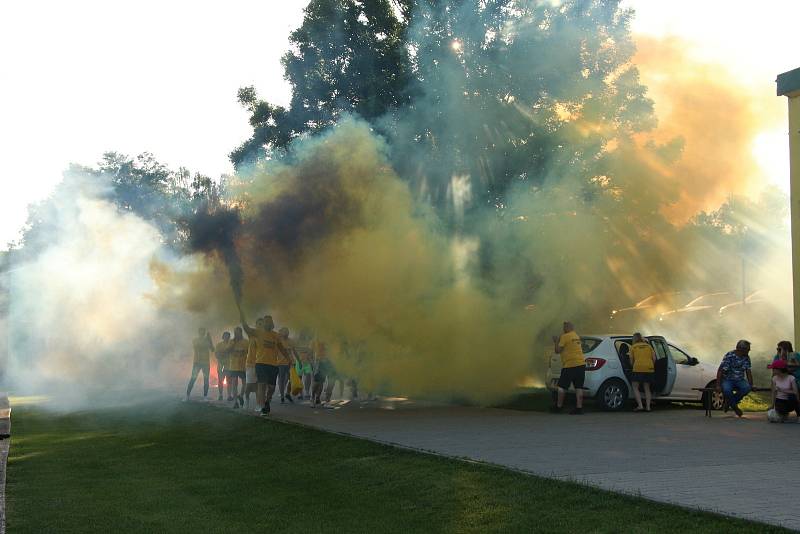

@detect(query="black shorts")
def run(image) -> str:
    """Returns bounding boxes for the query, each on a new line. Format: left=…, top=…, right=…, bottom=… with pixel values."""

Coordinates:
left=775, top=396, right=798, bottom=416
left=255, top=364, right=279, bottom=384
left=557, top=365, right=585, bottom=389
left=314, top=360, right=336, bottom=383
left=227, top=370, right=246, bottom=380
left=631, top=372, right=655, bottom=384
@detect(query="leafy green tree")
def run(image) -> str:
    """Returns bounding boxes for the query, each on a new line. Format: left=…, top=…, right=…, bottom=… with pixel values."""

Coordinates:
left=233, top=0, right=655, bottom=215
left=230, top=0, right=414, bottom=167
left=11, top=153, right=224, bottom=258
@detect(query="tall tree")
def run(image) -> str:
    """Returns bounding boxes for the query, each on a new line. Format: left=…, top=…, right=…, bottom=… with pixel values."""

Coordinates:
left=232, top=0, right=654, bottom=215
left=230, top=0, right=414, bottom=167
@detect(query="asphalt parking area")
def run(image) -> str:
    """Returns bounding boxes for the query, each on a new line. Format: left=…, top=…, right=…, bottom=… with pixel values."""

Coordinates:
left=260, top=398, right=798, bottom=530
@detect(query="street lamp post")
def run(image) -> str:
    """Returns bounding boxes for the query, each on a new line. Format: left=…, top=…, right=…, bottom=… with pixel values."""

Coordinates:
left=777, top=67, right=800, bottom=346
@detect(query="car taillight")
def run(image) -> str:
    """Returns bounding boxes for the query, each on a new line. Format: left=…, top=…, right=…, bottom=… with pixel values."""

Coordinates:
left=585, top=357, right=606, bottom=370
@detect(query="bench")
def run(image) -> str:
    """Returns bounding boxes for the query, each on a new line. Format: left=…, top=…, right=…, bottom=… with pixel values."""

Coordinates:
left=692, top=386, right=770, bottom=417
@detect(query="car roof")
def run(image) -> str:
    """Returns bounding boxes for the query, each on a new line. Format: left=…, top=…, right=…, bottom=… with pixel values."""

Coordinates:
left=583, top=334, right=666, bottom=340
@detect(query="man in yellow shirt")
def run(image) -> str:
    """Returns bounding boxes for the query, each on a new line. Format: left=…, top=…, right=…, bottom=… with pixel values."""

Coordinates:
left=552, top=321, right=585, bottom=414
left=226, top=327, right=249, bottom=409
left=629, top=333, right=656, bottom=412
left=186, top=327, right=214, bottom=401
left=241, top=310, right=289, bottom=415
left=242, top=317, right=264, bottom=411
left=214, top=331, right=232, bottom=401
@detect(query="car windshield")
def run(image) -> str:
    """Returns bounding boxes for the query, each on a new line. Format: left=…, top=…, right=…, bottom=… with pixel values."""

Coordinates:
left=580, top=337, right=601, bottom=354
left=684, top=293, right=732, bottom=309
left=635, top=292, right=685, bottom=309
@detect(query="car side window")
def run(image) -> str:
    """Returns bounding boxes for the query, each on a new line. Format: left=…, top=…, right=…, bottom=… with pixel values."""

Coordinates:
left=614, top=340, right=632, bottom=370
left=650, top=339, right=670, bottom=360
left=668, top=344, right=690, bottom=365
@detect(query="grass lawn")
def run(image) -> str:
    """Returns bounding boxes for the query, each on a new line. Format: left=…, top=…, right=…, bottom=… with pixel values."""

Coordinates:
left=7, top=399, right=788, bottom=534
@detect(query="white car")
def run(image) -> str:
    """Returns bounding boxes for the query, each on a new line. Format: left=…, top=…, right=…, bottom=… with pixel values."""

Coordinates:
left=546, top=335, right=723, bottom=411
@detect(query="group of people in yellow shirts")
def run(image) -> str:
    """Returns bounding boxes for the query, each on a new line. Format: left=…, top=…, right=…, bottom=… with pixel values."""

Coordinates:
left=186, top=310, right=339, bottom=415
left=552, top=321, right=656, bottom=414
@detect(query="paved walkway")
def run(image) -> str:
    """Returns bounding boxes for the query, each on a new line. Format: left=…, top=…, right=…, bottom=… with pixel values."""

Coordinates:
left=228, top=397, right=798, bottom=531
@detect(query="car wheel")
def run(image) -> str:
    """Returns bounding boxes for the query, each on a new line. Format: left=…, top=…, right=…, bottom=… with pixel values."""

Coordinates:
left=703, top=383, right=724, bottom=411
left=597, top=379, right=628, bottom=411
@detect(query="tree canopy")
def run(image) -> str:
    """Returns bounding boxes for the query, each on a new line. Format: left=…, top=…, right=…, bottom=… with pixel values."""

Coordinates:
left=231, top=0, right=654, bottom=213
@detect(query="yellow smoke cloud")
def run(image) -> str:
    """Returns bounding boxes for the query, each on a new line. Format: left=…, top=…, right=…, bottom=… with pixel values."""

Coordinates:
left=632, top=36, right=784, bottom=223
left=222, top=121, right=537, bottom=401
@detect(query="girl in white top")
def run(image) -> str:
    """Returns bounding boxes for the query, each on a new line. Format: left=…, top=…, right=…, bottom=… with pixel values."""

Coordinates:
left=769, top=359, right=799, bottom=419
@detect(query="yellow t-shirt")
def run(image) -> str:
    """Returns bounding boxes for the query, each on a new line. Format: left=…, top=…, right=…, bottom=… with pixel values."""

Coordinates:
left=245, top=337, right=258, bottom=366
left=559, top=331, right=584, bottom=368
left=630, top=342, right=655, bottom=373
left=256, top=330, right=286, bottom=366
left=227, top=338, right=249, bottom=372
left=215, top=340, right=231, bottom=364
left=193, top=337, right=212, bottom=365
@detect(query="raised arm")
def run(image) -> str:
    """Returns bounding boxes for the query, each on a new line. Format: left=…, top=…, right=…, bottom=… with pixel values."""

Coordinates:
left=239, top=308, right=255, bottom=336
left=206, top=332, right=214, bottom=351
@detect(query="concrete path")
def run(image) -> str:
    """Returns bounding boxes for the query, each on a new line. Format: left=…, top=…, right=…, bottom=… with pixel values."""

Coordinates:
left=230, top=397, right=799, bottom=531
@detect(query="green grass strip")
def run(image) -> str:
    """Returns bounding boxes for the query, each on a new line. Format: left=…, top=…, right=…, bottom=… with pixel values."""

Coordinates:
left=6, top=400, right=789, bottom=533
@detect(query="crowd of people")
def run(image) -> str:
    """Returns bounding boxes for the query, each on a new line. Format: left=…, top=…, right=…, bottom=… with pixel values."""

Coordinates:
left=186, top=314, right=800, bottom=421
left=551, top=321, right=800, bottom=421
left=185, top=309, right=354, bottom=415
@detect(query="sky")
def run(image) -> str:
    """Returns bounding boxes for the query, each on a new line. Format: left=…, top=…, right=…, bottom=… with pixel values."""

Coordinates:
left=0, top=0, right=797, bottom=249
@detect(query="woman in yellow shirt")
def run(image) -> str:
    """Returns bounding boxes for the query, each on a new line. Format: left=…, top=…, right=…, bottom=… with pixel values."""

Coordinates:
left=629, top=332, right=656, bottom=412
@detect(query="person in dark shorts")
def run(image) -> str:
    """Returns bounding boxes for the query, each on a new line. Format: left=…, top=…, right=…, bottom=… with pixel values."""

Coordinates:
left=629, top=332, right=656, bottom=412
left=214, top=331, right=232, bottom=401
left=276, top=327, right=295, bottom=404
left=226, top=327, right=249, bottom=408
left=243, top=317, right=264, bottom=411
left=312, top=337, right=332, bottom=407
left=186, top=328, right=214, bottom=400
left=769, top=359, right=799, bottom=420
left=241, top=310, right=289, bottom=415
left=552, top=321, right=585, bottom=414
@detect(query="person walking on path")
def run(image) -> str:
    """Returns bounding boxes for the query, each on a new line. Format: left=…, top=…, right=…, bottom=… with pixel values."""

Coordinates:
left=768, top=359, right=799, bottom=421
left=716, top=340, right=754, bottom=417
left=312, top=337, right=336, bottom=407
left=187, top=328, right=214, bottom=400
left=240, top=310, right=289, bottom=415
left=242, top=318, right=264, bottom=411
left=629, top=333, right=656, bottom=412
left=276, top=327, right=295, bottom=404
left=214, top=331, right=232, bottom=401
left=551, top=321, right=585, bottom=415
left=227, top=327, right=249, bottom=408
left=294, top=330, right=314, bottom=400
